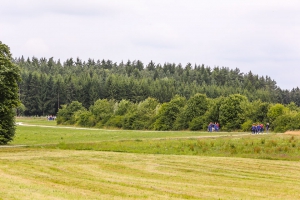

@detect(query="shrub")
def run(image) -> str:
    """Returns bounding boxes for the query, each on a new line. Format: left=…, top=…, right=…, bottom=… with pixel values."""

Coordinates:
left=241, top=119, right=253, bottom=132
left=105, top=116, right=124, bottom=128
left=74, top=110, right=95, bottom=127
left=123, top=113, right=137, bottom=130
left=57, top=101, right=86, bottom=125
left=189, top=116, right=208, bottom=131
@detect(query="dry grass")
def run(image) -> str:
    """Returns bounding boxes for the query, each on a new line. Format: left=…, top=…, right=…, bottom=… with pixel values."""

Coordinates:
left=1, top=148, right=300, bottom=199
left=285, top=130, right=300, bottom=135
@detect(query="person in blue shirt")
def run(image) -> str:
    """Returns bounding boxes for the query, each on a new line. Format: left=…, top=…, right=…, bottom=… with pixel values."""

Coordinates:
left=208, top=122, right=213, bottom=132
left=256, top=124, right=261, bottom=134
left=251, top=124, right=256, bottom=134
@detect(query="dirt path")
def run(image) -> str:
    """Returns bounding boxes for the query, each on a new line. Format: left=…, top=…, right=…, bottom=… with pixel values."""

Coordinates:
left=285, top=130, right=300, bottom=135
left=16, top=122, right=103, bottom=131
left=0, top=145, right=28, bottom=148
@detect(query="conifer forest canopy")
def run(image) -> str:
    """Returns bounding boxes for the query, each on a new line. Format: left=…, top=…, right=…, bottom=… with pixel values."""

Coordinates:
left=13, top=56, right=300, bottom=132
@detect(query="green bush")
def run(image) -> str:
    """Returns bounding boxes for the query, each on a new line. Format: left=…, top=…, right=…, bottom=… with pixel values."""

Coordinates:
left=105, top=116, right=124, bottom=128
left=122, top=113, right=137, bottom=130
left=90, top=99, right=114, bottom=125
left=74, top=110, right=95, bottom=127
left=153, top=95, right=186, bottom=130
left=241, top=120, right=253, bottom=132
left=273, top=112, right=300, bottom=133
left=57, top=101, right=86, bottom=125
left=219, top=94, right=248, bottom=131
left=189, top=116, right=208, bottom=131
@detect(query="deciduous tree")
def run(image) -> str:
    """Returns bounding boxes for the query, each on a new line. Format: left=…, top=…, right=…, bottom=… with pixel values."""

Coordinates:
left=0, top=41, right=21, bottom=144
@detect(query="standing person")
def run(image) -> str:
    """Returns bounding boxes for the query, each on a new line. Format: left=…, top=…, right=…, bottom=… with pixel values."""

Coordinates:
left=260, top=124, right=264, bottom=133
left=251, top=124, right=256, bottom=134
left=266, top=123, right=270, bottom=133
left=212, top=123, right=215, bottom=132
left=256, top=123, right=261, bottom=134
left=215, top=122, right=219, bottom=132
left=208, top=122, right=213, bottom=132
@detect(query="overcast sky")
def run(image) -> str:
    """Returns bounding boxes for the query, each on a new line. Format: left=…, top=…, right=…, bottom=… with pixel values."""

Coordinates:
left=1, top=0, right=300, bottom=89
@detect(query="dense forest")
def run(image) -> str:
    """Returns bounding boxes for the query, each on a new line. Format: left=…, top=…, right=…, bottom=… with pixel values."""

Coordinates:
left=14, top=56, right=300, bottom=132
left=15, top=56, right=300, bottom=116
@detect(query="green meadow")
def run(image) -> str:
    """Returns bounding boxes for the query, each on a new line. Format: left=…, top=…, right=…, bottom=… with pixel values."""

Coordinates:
left=0, top=118, right=299, bottom=199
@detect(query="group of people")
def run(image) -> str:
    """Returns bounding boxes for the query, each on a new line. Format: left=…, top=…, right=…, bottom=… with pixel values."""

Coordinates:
left=208, top=122, right=220, bottom=132
left=47, top=115, right=56, bottom=121
left=252, top=123, right=270, bottom=134
left=206, top=121, right=270, bottom=133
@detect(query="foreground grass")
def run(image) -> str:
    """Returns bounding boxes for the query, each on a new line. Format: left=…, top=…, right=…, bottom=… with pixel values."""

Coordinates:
left=2, top=120, right=299, bottom=199
left=48, top=133, right=300, bottom=161
left=13, top=124, right=300, bottom=161
left=0, top=149, right=300, bottom=200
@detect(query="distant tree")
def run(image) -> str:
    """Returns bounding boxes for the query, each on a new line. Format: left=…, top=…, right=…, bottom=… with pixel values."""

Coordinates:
left=89, top=99, right=114, bottom=127
left=272, top=111, right=300, bottom=133
left=56, top=101, right=86, bottom=125
left=219, top=94, right=248, bottom=131
left=267, top=103, right=288, bottom=124
left=74, top=110, right=95, bottom=127
left=132, top=97, right=159, bottom=129
left=174, top=93, right=209, bottom=130
left=153, top=95, right=186, bottom=130
left=146, top=60, right=156, bottom=71
left=0, top=41, right=21, bottom=144
left=16, top=103, right=26, bottom=116
left=23, top=72, right=40, bottom=115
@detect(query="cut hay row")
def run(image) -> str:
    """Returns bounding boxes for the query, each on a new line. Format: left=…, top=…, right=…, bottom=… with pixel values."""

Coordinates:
left=0, top=149, right=300, bottom=199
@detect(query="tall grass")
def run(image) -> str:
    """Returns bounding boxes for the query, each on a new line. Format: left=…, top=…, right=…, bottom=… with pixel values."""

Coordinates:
left=48, top=134, right=300, bottom=161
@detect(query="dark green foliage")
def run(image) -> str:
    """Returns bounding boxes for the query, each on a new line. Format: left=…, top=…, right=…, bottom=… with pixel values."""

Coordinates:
left=105, top=115, right=124, bottom=128
left=12, top=55, right=300, bottom=132
left=241, top=119, right=253, bottom=132
left=55, top=92, right=300, bottom=132
left=189, top=116, right=209, bottom=131
left=122, top=112, right=138, bottom=130
left=175, top=93, right=209, bottom=129
left=14, top=56, right=300, bottom=118
left=115, top=99, right=133, bottom=116
left=267, top=104, right=287, bottom=124
left=56, top=101, right=85, bottom=125
left=0, top=41, right=21, bottom=144
left=219, top=94, right=248, bottom=131
left=131, top=97, right=159, bottom=130
left=89, top=99, right=114, bottom=126
left=273, top=112, right=300, bottom=133
left=74, top=110, right=95, bottom=127
left=153, top=95, right=186, bottom=130
left=16, top=103, right=26, bottom=116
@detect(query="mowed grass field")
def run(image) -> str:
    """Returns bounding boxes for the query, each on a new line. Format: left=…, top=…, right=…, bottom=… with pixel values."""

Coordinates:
left=0, top=118, right=299, bottom=199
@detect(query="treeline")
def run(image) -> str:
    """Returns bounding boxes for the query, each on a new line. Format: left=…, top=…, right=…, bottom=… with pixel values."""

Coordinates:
left=14, top=56, right=300, bottom=117
left=56, top=93, right=300, bottom=133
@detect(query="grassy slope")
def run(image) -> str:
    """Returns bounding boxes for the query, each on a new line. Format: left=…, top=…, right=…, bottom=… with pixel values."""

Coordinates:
left=0, top=118, right=299, bottom=199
